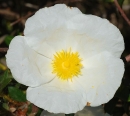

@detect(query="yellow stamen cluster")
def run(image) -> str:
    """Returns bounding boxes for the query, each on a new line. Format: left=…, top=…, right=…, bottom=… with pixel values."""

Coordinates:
left=52, top=49, right=82, bottom=80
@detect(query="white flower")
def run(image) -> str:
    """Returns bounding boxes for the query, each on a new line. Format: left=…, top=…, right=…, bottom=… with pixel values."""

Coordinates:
left=6, top=4, right=124, bottom=114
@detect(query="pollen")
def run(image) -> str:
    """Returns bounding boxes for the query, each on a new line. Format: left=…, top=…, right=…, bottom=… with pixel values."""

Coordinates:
left=52, top=48, right=82, bottom=80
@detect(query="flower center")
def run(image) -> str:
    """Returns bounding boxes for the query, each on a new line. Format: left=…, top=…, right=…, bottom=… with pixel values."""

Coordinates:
left=63, top=61, right=70, bottom=68
left=52, top=49, right=82, bottom=80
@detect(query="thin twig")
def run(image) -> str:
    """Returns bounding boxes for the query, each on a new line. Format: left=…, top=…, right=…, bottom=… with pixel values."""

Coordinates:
left=0, top=9, right=19, bottom=19
left=114, top=0, right=130, bottom=26
left=10, top=12, right=34, bottom=26
left=0, top=48, right=8, bottom=52
left=125, top=54, right=130, bottom=62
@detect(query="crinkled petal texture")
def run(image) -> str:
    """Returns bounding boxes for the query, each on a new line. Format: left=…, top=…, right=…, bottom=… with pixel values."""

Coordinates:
left=24, top=4, right=82, bottom=35
left=6, top=36, right=55, bottom=87
left=27, top=52, right=124, bottom=113
left=6, top=4, right=124, bottom=114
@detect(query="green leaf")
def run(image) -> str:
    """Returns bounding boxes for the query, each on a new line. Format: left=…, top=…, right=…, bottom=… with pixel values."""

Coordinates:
left=8, top=86, right=26, bottom=102
left=15, top=83, right=21, bottom=88
left=35, top=109, right=42, bottom=116
left=27, top=104, right=32, bottom=114
left=4, top=35, right=14, bottom=46
left=128, top=95, right=130, bottom=102
left=2, top=103, right=9, bottom=111
left=117, top=0, right=124, bottom=7
left=0, top=70, right=12, bottom=93
left=6, top=22, right=13, bottom=32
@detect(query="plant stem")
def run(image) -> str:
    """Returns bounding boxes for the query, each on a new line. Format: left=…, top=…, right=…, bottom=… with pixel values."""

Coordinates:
left=0, top=48, right=8, bottom=52
left=114, top=0, right=130, bottom=26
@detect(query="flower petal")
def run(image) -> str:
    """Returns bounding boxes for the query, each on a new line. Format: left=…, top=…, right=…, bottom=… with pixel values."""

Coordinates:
left=6, top=4, right=125, bottom=114
left=27, top=77, right=88, bottom=114
left=74, top=51, right=124, bottom=105
left=67, top=14, right=124, bottom=58
left=24, top=4, right=82, bottom=35
left=35, top=54, right=55, bottom=79
left=6, top=36, right=54, bottom=87
left=23, top=4, right=82, bottom=53
left=90, top=60, right=124, bottom=106
left=26, top=51, right=124, bottom=111
left=29, top=28, right=82, bottom=58
left=45, top=28, right=81, bottom=53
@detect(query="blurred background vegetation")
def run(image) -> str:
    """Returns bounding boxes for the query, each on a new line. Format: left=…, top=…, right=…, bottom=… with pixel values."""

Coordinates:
left=0, top=0, right=130, bottom=116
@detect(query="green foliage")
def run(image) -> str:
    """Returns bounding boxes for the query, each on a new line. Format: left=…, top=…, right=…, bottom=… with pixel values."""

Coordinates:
left=35, top=109, right=42, bottom=116
left=8, top=86, right=27, bottom=102
left=27, top=104, right=32, bottom=114
left=2, top=103, right=9, bottom=111
left=4, top=35, right=14, bottom=46
left=0, top=70, right=12, bottom=93
left=15, top=83, right=21, bottom=88
left=118, top=0, right=125, bottom=7
left=2, top=20, right=13, bottom=33
left=128, top=94, right=130, bottom=102
left=5, top=21, right=13, bottom=32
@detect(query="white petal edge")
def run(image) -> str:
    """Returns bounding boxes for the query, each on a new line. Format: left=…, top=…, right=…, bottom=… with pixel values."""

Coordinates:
left=24, top=4, right=82, bottom=35
left=27, top=51, right=124, bottom=113
left=26, top=27, right=84, bottom=59
left=6, top=36, right=55, bottom=87
left=27, top=77, right=88, bottom=114
left=90, top=58, right=124, bottom=106
left=67, top=14, right=124, bottom=58
left=78, top=51, right=124, bottom=106
left=74, top=51, right=124, bottom=106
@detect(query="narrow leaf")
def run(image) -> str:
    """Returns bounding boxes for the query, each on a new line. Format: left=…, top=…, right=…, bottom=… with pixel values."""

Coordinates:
left=128, top=94, right=130, bottom=102
left=27, top=104, right=32, bottom=114
left=0, top=70, right=12, bottom=93
left=8, top=86, right=26, bottom=102
left=35, top=109, right=42, bottom=116
left=2, top=103, right=9, bottom=111
left=4, top=35, right=14, bottom=46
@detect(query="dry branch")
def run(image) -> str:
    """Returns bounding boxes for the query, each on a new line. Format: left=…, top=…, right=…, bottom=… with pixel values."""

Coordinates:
left=114, top=0, right=130, bottom=26
left=0, top=48, right=8, bottom=52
